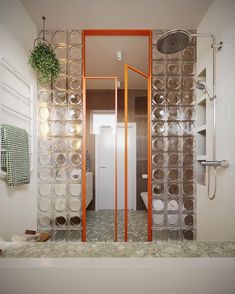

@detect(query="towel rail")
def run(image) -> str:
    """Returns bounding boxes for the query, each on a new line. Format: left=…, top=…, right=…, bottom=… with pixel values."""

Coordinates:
left=0, top=57, right=34, bottom=176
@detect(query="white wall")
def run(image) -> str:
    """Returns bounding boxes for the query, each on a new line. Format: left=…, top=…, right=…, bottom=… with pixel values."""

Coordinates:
left=0, top=0, right=37, bottom=240
left=197, top=0, right=235, bottom=241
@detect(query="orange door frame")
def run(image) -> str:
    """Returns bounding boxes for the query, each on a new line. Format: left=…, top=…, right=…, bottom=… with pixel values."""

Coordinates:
left=82, top=29, right=152, bottom=242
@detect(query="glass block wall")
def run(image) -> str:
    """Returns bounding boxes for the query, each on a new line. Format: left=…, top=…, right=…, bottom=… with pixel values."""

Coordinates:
left=151, top=30, right=196, bottom=241
left=37, top=30, right=83, bottom=241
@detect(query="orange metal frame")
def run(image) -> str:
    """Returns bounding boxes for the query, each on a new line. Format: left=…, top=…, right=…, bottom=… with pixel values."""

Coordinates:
left=82, top=29, right=152, bottom=242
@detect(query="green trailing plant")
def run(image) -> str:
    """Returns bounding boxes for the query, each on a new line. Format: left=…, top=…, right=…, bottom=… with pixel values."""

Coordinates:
left=29, top=41, right=61, bottom=82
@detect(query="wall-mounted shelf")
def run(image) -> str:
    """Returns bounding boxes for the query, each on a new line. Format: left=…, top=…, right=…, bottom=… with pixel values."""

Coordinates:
left=197, top=124, right=206, bottom=134
left=196, top=68, right=207, bottom=186
left=197, top=155, right=206, bottom=161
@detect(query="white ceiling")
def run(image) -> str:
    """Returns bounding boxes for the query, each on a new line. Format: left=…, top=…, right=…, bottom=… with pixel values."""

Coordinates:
left=21, top=0, right=213, bottom=30
left=86, top=36, right=149, bottom=89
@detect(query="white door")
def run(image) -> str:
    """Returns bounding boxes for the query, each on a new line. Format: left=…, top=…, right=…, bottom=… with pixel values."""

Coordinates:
left=95, top=123, right=136, bottom=210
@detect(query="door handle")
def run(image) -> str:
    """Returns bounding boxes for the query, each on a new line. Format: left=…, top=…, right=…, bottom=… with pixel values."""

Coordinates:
left=100, top=166, right=107, bottom=168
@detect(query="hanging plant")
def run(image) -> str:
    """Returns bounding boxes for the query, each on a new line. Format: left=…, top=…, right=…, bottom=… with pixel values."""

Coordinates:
left=29, top=41, right=61, bottom=82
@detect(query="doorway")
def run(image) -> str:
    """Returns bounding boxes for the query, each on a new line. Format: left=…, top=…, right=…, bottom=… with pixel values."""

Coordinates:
left=82, top=30, right=152, bottom=242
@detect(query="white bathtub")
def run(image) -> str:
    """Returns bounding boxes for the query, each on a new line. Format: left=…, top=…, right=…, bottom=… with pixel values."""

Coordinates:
left=0, top=257, right=235, bottom=294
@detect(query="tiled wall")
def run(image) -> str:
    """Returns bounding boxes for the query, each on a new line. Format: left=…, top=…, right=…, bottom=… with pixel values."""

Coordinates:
left=37, top=30, right=83, bottom=241
left=151, top=30, right=196, bottom=241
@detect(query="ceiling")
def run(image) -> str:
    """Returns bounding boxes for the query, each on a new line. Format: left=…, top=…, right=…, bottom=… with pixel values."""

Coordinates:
left=21, top=0, right=213, bottom=30
left=85, top=36, right=149, bottom=89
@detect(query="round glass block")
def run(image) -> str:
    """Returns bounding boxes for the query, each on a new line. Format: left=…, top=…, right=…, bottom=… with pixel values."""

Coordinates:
left=38, top=91, right=51, bottom=106
left=168, top=184, right=179, bottom=197
left=68, top=198, right=81, bottom=212
left=68, top=107, right=81, bottom=120
left=153, top=183, right=164, bottom=196
left=54, top=122, right=66, bottom=136
left=153, top=199, right=164, bottom=211
left=54, top=46, right=66, bottom=59
left=39, top=122, right=50, bottom=136
left=54, top=153, right=67, bottom=166
left=54, top=107, right=67, bottom=120
left=153, top=107, right=165, bottom=120
left=183, top=168, right=194, bottom=181
left=39, top=154, right=51, bottom=166
left=168, top=153, right=179, bottom=166
left=54, top=139, right=67, bottom=151
left=54, top=30, right=66, bottom=43
left=152, top=77, right=165, bottom=91
left=153, top=169, right=164, bottom=181
left=39, top=139, right=51, bottom=151
left=53, top=230, right=66, bottom=241
left=70, top=153, right=82, bottom=166
left=153, top=214, right=164, bottom=226
left=183, top=183, right=194, bottom=197
left=55, top=215, right=67, bottom=226
left=69, top=168, right=81, bottom=181
left=152, top=92, right=165, bottom=105
left=68, top=93, right=82, bottom=105
left=54, top=183, right=67, bottom=197
left=167, top=214, right=179, bottom=225
left=68, top=45, right=81, bottom=59
left=39, top=215, right=51, bottom=227
left=167, top=62, right=180, bottom=75
left=167, top=137, right=180, bottom=152
left=184, top=214, right=194, bottom=226
left=54, top=91, right=67, bottom=105
left=39, top=168, right=52, bottom=181
left=69, top=184, right=81, bottom=196
left=68, top=30, right=81, bottom=43
left=39, top=107, right=50, bottom=120
left=168, top=168, right=179, bottom=181
left=54, top=198, right=66, bottom=212
left=183, top=198, right=194, bottom=211
left=55, top=168, right=67, bottom=181
left=152, top=154, right=164, bottom=166
left=67, top=123, right=82, bottom=136
left=59, top=60, right=66, bottom=74
left=70, top=216, right=81, bottom=226
left=38, top=198, right=51, bottom=212
left=152, top=137, right=164, bottom=151
left=183, top=230, right=194, bottom=240
left=166, top=92, right=181, bottom=105
left=167, top=77, right=180, bottom=91
left=38, top=183, right=51, bottom=196
left=54, top=76, right=66, bottom=90
left=167, top=200, right=179, bottom=211
left=69, top=77, right=81, bottom=90
left=68, top=60, right=82, bottom=75
left=69, top=139, right=82, bottom=151
left=152, top=122, right=165, bottom=136
left=183, top=154, right=194, bottom=165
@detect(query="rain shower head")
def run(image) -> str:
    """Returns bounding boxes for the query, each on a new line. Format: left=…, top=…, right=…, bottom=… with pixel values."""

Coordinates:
left=196, top=80, right=214, bottom=100
left=157, top=29, right=191, bottom=54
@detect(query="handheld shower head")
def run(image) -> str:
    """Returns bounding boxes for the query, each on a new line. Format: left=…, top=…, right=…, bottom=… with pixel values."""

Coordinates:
left=196, top=80, right=215, bottom=100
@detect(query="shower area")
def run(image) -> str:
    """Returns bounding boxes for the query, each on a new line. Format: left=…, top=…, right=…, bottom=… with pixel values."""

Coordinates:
left=37, top=29, right=197, bottom=242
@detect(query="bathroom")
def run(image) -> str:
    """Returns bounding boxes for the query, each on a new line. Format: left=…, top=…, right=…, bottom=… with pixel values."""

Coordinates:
left=0, top=0, right=235, bottom=293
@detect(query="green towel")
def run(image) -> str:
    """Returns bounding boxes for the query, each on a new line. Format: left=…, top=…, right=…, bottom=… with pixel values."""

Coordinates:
left=1, top=124, right=30, bottom=186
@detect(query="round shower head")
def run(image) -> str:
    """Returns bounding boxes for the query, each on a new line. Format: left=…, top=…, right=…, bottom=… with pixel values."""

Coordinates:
left=157, top=29, right=191, bottom=54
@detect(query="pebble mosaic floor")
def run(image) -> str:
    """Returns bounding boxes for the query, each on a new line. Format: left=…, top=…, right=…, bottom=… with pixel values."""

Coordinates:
left=86, top=210, right=148, bottom=242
